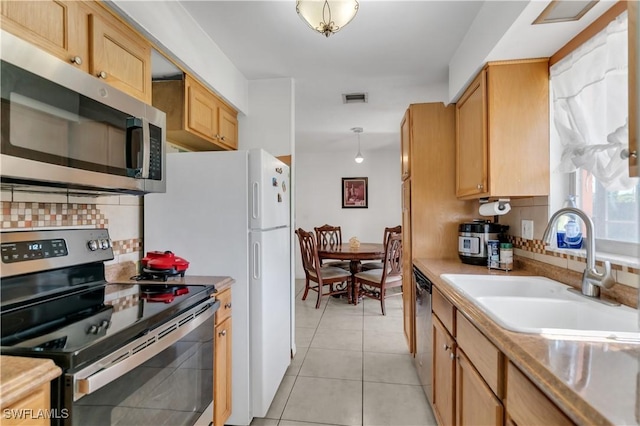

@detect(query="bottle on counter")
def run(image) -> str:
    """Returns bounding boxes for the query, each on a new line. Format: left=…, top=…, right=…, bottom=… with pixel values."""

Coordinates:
left=499, top=243, right=513, bottom=270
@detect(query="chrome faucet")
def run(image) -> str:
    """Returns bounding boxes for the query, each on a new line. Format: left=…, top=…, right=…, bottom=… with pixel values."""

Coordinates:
left=542, top=207, right=616, bottom=299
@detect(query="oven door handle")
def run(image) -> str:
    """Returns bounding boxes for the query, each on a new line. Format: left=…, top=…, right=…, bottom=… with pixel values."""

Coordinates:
left=72, top=298, right=219, bottom=401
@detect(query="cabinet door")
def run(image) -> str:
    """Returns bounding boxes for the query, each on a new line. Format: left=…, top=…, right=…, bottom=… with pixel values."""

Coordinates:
left=456, top=349, right=503, bottom=426
left=401, top=109, right=410, bottom=180
left=432, top=315, right=455, bottom=426
left=456, top=70, right=488, bottom=199
left=402, top=179, right=414, bottom=354
left=89, top=10, right=151, bottom=103
left=214, top=316, right=232, bottom=426
left=506, top=362, right=573, bottom=426
left=218, top=106, right=238, bottom=149
left=1, top=0, right=88, bottom=72
left=3, top=383, right=50, bottom=426
left=186, top=77, right=218, bottom=140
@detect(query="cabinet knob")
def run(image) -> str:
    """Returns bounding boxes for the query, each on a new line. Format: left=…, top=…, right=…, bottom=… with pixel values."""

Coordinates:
left=225, top=303, right=232, bottom=309
left=477, top=183, right=484, bottom=190
left=215, top=134, right=221, bottom=139
left=220, top=135, right=226, bottom=141
left=443, top=344, right=450, bottom=351
left=621, top=149, right=638, bottom=159
left=98, top=71, right=108, bottom=79
left=449, top=352, right=455, bottom=360
left=70, top=56, right=83, bottom=65
left=219, top=329, right=227, bottom=336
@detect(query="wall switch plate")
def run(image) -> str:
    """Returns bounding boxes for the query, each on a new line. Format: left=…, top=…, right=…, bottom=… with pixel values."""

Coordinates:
left=522, top=220, right=534, bottom=240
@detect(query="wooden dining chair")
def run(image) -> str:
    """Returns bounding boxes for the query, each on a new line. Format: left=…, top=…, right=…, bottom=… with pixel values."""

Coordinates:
left=295, top=228, right=352, bottom=308
left=353, top=232, right=403, bottom=315
left=361, top=225, right=402, bottom=271
left=313, top=224, right=350, bottom=270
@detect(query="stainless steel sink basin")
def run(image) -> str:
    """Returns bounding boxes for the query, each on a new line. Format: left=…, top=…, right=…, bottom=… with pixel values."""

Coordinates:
left=440, top=274, right=640, bottom=341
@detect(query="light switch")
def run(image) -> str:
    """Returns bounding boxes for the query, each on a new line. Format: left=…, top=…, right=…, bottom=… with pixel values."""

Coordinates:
left=521, top=220, right=534, bottom=240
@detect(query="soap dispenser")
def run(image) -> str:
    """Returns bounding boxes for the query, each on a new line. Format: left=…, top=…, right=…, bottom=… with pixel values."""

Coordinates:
left=557, top=196, right=583, bottom=249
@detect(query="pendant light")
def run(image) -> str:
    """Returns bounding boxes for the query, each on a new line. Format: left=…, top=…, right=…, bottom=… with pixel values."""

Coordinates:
left=352, top=127, right=364, bottom=163
left=296, top=0, right=360, bottom=38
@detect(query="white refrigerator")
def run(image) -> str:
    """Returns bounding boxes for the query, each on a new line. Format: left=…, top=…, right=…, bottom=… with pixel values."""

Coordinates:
left=144, top=149, right=291, bottom=425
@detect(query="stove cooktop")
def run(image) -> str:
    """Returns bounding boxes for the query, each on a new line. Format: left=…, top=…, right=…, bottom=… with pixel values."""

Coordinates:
left=1, top=283, right=215, bottom=370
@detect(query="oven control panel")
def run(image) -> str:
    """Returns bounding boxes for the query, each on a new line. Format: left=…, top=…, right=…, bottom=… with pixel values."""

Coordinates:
left=1, top=238, right=68, bottom=263
left=1, top=228, right=114, bottom=278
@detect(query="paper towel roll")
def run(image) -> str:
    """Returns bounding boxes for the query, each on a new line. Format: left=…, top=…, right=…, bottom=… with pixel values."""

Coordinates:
left=479, top=201, right=511, bottom=216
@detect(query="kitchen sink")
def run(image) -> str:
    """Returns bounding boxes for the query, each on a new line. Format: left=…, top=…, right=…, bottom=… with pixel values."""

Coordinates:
left=440, top=274, right=640, bottom=341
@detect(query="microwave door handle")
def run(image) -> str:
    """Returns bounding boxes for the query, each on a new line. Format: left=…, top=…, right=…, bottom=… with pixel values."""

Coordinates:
left=125, top=117, right=150, bottom=179
left=139, top=117, right=151, bottom=179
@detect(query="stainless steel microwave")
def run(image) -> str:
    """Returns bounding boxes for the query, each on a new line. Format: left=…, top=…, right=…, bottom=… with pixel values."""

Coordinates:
left=0, top=30, right=166, bottom=195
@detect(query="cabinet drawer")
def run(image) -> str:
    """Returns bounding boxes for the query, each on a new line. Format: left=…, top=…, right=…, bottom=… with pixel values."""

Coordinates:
left=432, top=286, right=455, bottom=335
left=216, top=288, right=232, bottom=325
left=456, top=311, right=504, bottom=398
left=506, top=362, right=573, bottom=426
left=4, top=383, right=50, bottom=426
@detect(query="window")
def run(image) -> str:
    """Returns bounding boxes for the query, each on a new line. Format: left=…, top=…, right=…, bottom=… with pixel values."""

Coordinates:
left=550, top=10, right=639, bottom=256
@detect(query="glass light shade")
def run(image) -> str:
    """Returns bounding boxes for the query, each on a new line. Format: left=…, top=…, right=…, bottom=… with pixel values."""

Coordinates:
left=296, top=0, right=360, bottom=37
left=355, top=152, right=364, bottom=163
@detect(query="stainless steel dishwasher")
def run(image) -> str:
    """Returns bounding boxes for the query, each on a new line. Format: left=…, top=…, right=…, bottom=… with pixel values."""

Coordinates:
left=413, top=265, right=433, bottom=400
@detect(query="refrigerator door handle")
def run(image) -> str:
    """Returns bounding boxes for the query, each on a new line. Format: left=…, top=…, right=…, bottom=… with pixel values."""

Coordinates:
left=253, top=241, right=261, bottom=279
left=252, top=182, right=260, bottom=220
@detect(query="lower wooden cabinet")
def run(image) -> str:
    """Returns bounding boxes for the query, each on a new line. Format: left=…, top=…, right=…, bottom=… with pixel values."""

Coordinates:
left=3, top=383, right=50, bottom=426
left=214, top=288, right=232, bottom=426
left=456, top=350, right=503, bottom=426
left=432, top=315, right=456, bottom=426
left=505, top=362, right=573, bottom=426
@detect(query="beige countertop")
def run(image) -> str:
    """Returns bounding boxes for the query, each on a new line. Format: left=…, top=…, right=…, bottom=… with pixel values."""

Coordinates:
left=0, top=356, right=61, bottom=409
left=414, top=258, right=640, bottom=426
left=109, top=275, right=235, bottom=294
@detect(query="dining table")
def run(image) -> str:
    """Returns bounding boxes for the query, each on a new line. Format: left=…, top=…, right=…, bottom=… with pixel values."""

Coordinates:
left=317, top=242, right=385, bottom=304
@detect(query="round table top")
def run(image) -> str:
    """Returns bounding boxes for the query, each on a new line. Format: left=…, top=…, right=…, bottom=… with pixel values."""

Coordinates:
left=317, top=243, right=385, bottom=261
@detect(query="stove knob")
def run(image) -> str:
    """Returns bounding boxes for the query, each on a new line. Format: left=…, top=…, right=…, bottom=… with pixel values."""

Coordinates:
left=87, top=240, right=99, bottom=251
left=100, top=320, right=111, bottom=329
left=88, top=325, right=99, bottom=334
left=99, top=239, right=110, bottom=250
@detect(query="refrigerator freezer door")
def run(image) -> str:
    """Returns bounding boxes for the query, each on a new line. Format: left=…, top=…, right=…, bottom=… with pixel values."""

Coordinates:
left=249, top=149, right=290, bottom=230
left=250, top=226, right=291, bottom=417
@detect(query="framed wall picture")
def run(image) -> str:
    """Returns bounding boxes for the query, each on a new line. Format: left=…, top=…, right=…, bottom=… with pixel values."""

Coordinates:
left=342, top=177, right=368, bottom=208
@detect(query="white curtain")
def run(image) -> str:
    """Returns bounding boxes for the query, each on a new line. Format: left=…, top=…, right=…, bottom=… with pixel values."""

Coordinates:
left=551, top=11, right=634, bottom=191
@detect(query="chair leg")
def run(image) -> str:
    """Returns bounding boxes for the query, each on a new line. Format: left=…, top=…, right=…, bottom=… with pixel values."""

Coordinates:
left=315, top=284, right=322, bottom=309
left=302, top=278, right=310, bottom=301
left=380, top=287, right=386, bottom=316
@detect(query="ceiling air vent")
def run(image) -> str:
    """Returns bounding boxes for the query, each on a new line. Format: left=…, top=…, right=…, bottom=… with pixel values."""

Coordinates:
left=532, top=0, right=598, bottom=25
left=342, top=92, right=368, bottom=104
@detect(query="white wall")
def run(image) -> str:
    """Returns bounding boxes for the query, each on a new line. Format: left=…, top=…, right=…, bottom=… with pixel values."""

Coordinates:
left=294, top=148, right=401, bottom=278
left=239, top=78, right=295, bottom=157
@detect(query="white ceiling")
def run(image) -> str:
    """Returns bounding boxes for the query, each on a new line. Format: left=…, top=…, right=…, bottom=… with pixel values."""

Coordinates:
left=168, top=0, right=617, bottom=154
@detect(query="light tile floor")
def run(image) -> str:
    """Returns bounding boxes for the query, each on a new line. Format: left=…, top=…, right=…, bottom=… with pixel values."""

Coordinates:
left=251, top=279, right=436, bottom=426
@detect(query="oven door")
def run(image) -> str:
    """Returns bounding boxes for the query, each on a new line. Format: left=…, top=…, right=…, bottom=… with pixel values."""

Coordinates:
left=60, top=298, right=218, bottom=426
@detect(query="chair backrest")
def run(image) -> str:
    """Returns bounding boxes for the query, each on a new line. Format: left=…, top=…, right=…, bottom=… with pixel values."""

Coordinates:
left=381, top=233, right=403, bottom=282
left=295, top=228, right=322, bottom=279
left=314, top=224, right=343, bottom=247
left=383, top=226, right=402, bottom=244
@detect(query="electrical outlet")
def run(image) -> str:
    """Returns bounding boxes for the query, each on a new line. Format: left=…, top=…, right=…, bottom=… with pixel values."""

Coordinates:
left=522, top=220, right=534, bottom=240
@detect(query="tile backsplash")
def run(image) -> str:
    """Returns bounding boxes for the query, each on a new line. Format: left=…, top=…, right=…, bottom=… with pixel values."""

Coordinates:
left=0, top=192, right=144, bottom=275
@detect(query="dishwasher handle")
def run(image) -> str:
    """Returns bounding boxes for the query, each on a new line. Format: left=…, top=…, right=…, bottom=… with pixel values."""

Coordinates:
left=413, top=265, right=432, bottom=293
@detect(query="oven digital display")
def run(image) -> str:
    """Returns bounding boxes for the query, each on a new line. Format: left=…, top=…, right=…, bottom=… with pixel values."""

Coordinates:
left=1, top=238, right=68, bottom=263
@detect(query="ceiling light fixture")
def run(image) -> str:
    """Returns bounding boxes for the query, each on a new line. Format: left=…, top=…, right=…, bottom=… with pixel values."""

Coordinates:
left=352, top=127, right=364, bottom=164
left=296, top=0, right=359, bottom=38
left=532, top=0, right=598, bottom=25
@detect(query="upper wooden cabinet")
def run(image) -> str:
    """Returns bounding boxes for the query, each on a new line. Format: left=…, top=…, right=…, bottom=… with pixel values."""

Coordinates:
left=153, top=74, right=238, bottom=151
left=0, top=0, right=152, bottom=103
left=456, top=59, right=550, bottom=199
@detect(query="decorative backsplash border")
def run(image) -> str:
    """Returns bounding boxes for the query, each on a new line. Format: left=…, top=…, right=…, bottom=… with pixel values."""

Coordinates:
left=1, top=201, right=108, bottom=229
left=111, top=238, right=143, bottom=256
left=508, top=235, right=640, bottom=275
